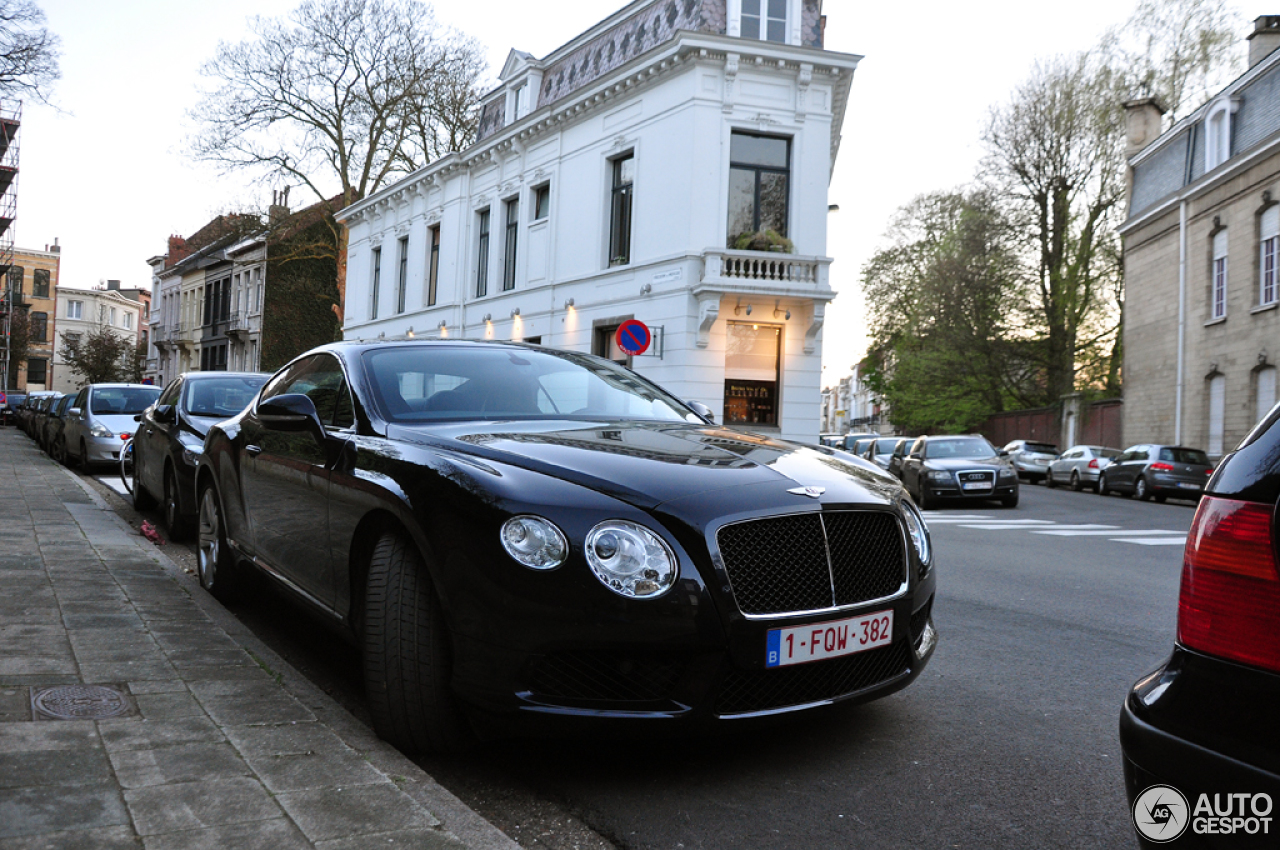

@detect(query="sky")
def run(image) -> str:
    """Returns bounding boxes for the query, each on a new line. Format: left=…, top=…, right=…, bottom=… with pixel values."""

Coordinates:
left=18, top=0, right=1227, bottom=387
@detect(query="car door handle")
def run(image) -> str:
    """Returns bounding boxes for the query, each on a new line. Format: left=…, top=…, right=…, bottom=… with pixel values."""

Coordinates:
left=245, top=445, right=263, bottom=457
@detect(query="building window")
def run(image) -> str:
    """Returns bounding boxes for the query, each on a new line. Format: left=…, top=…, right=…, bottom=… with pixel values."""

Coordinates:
left=396, top=235, right=409, bottom=314
left=1208, top=373, right=1226, bottom=455
left=534, top=184, right=551, bottom=221
left=26, top=357, right=46, bottom=385
left=427, top=225, right=440, bottom=307
left=741, top=0, right=787, bottom=43
left=503, top=197, right=519, bottom=291
left=6, top=265, right=22, bottom=297
left=1205, top=99, right=1233, bottom=171
left=1258, top=365, right=1277, bottom=423
left=1211, top=229, right=1228, bottom=320
left=724, top=321, right=781, bottom=427
left=476, top=208, right=491, bottom=297
left=1263, top=206, right=1280, bottom=306
left=728, top=132, right=791, bottom=247
left=370, top=246, right=382, bottom=320
left=30, top=311, right=47, bottom=342
left=609, top=154, right=634, bottom=266
left=124, top=313, right=133, bottom=331
left=110, top=307, right=118, bottom=327
left=32, top=269, right=49, bottom=298
left=68, top=300, right=82, bottom=319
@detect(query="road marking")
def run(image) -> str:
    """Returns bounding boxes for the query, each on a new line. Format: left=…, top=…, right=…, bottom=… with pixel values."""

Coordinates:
left=965, top=524, right=1118, bottom=532
left=1113, top=536, right=1188, bottom=546
left=1033, top=528, right=1183, bottom=537
left=953, top=520, right=1058, bottom=529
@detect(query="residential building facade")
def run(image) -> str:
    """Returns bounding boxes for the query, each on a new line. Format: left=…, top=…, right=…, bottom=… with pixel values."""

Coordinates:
left=1121, top=16, right=1280, bottom=457
left=338, top=0, right=853, bottom=443
left=5, top=243, right=61, bottom=392
left=50, top=282, right=144, bottom=393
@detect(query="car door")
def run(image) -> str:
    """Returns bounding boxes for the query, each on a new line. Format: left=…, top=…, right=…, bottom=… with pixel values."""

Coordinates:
left=138, top=378, right=182, bottom=499
left=1114, top=447, right=1146, bottom=490
left=901, top=438, right=926, bottom=493
left=238, top=354, right=351, bottom=607
left=62, top=389, right=90, bottom=460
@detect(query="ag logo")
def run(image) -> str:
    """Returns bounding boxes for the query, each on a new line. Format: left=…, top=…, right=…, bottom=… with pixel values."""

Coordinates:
left=1133, top=784, right=1190, bottom=843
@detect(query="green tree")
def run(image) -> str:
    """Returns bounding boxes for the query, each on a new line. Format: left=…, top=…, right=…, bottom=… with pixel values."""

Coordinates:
left=59, top=322, right=133, bottom=385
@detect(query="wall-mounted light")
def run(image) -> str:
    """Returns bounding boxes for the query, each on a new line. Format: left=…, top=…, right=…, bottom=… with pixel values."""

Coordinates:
left=773, top=301, right=791, bottom=320
left=734, top=297, right=752, bottom=316
left=510, top=307, right=521, bottom=318
left=439, top=320, right=448, bottom=330
left=483, top=313, right=492, bottom=323
left=406, top=326, right=415, bottom=338
left=564, top=298, right=575, bottom=309
left=640, top=283, right=652, bottom=295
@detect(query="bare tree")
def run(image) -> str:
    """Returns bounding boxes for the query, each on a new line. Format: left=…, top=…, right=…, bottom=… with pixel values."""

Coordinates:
left=0, top=0, right=59, bottom=102
left=59, top=322, right=133, bottom=385
left=189, top=0, right=488, bottom=211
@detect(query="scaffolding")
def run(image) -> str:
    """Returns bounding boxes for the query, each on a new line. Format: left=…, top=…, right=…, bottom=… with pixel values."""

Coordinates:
left=0, top=100, right=20, bottom=393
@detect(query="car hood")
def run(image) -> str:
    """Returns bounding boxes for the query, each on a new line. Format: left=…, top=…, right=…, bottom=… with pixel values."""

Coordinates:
left=385, top=419, right=904, bottom=510
left=94, top=413, right=146, bottom=435
left=924, top=455, right=1010, bottom=471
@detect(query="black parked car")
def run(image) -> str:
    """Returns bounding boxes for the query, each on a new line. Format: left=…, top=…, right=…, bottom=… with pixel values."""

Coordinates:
left=1120, top=405, right=1280, bottom=847
left=196, top=340, right=937, bottom=753
left=1, top=392, right=25, bottom=426
left=899, top=434, right=1019, bottom=509
left=133, top=372, right=269, bottom=540
left=28, top=393, right=63, bottom=445
left=42, top=395, right=75, bottom=463
left=1098, top=444, right=1214, bottom=502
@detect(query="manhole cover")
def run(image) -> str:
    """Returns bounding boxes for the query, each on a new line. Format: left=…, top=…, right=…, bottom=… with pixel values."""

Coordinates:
left=31, top=685, right=130, bottom=720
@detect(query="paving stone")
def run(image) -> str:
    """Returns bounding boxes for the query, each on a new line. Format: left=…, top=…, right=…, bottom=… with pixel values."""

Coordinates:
left=0, top=785, right=130, bottom=839
left=0, top=657, right=77, bottom=677
left=0, top=823, right=139, bottom=849
left=124, top=776, right=282, bottom=836
left=141, top=818, right=310, bottom=850
left=189, top=680, right=314, bottom=726
left=97, top=716, right=224, bottom=754
left=275, top=785, right=442, bottom=842
left=0, top=746, right=115, bottom=789
left=0, top=687, right=31, bottom=723
left=0, top=723, right=101, bottom=754
left=222, top=723, right=385, bottom=793
left=77, top=660, right=178, bottom=683
left=110, top=741, right=251, bottom=789
left=315, top=828, right=468, bottom=850
left=133, top=691, right=206, bottom=721
left=125, top=681, right=187, bottom=695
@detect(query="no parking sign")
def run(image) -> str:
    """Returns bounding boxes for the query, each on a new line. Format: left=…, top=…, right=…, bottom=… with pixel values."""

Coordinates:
left=615, top=320, right=652, bottom=356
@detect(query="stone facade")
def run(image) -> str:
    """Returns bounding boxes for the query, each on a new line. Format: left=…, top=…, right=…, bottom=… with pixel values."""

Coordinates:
left=1122, top=26, right=1280, bottom=457
left=6, top=244, right=61, bottom=391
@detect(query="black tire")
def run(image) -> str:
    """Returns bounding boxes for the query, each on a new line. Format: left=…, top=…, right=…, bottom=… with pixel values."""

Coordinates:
left=915, top=484, right=935, bottom=511
left=1154, top=493, right=1167, bottom=503
left=1045, top=471, right=1056, bottom=489
left=52, top=436, right=68, bottom=467
left=1000, top=493, right=1019, bottom=508
left=1097, top=473, right=1109, bottom=496
left=78, top=440, right=92, bottom=473
left=196, top=483, right=242, bottom=602
left=1070, top=471, right=1083, bottom=492
left=132, top=458, right=156, bottom=510
left=363, top=530, right=472, bottom=755
left=1135, top=476, right=1152, bottom=502
left=164, top=467, right=190, bottom=540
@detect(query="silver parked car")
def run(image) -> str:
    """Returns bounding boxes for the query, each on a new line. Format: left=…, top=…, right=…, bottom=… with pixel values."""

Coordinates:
left=62, top=383, right=162, bottom=470
left=1002, top=439, right=1059, bottom=482
left=1045, top=444, right=1121, bottom=491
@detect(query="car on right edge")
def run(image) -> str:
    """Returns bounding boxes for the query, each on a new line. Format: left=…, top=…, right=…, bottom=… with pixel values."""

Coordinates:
left=1120, top=403, right=1280, bottom=847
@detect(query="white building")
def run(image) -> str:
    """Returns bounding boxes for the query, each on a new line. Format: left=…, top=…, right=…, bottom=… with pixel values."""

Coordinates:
left=338, top=0, right=855, bottom=442
left=50, top=283, right=144, bottom=393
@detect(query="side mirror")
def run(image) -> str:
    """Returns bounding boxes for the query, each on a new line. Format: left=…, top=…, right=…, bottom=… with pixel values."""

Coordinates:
left=69, top=407, right=81, bottom=417
left=258, top=393, right=325, bottom=444
left=153, top=405, right=175, bottom=424
left=998, top=449, right=1010, bottom=458
left=687, top=400, right=715, bottom=424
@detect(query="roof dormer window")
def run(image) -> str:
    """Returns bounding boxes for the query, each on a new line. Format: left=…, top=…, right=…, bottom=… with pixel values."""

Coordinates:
left=1205, top=97, right=1237, bottom=172
left=741, top=0, right=788, bottom=44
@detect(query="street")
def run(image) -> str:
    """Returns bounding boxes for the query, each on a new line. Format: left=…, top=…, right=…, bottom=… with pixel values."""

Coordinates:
left=94, top=468, right=1191, bottom=848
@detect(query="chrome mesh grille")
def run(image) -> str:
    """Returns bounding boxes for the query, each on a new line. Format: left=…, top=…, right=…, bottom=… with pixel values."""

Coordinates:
left=716, top=511, right=906, bottom=616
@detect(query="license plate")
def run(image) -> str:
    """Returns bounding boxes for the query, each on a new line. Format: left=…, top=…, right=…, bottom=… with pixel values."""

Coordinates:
left=962, top=481, right=991, bottom=490
left=1177, top=482, right=1201, bottom=490
left=766, top=610, right=893, bottom=668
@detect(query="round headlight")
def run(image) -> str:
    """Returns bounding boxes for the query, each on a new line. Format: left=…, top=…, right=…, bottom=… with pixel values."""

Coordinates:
left=500, top=516, right=567, bottom=570
left=585, top=520, right=677, bottom=599
left=900, top=500, right=932, bottom=568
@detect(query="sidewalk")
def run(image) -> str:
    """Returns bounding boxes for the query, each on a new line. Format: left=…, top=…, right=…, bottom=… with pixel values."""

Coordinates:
left=0, top=428, right=518, bottom=850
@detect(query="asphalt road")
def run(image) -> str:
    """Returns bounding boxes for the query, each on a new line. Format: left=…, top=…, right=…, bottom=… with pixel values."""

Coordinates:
left=96, top=466, right=1193, bottom=849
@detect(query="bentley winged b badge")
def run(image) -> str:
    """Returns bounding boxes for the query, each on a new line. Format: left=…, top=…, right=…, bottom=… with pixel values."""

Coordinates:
left=788, top=486, right=826, bottom=498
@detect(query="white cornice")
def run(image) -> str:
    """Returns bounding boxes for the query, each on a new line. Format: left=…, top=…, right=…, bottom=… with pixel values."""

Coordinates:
left=339, top=32, right=861, bottom=225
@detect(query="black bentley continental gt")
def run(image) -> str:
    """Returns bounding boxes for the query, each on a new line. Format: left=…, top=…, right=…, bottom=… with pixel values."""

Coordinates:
left=196, top=340, right=937, bottom=752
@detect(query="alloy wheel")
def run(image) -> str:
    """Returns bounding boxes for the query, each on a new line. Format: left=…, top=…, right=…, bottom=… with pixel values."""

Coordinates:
left=197, top=488, right=221, bottom=589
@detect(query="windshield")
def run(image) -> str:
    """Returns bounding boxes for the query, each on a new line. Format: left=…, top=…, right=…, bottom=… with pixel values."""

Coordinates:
left=1023, top=442, right=1057, bottom=454
left=89, top=387, right=161, bottom=415
left=1160, top=447, right=1211, bottom=465
left=183, top=376, right=269, bottom=418
left=872, top=438, right=898, bottom=454
left=924, top=437, right=996, bottom=459
left=362, top=345, right=702, bottom=424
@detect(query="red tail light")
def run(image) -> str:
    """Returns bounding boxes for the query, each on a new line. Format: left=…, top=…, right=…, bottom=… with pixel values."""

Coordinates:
left=1088, top=459, right=1099, bottom=469
left=1177, top=497, right=1280, bottom=673
left=1150, top=462, right=1175, bottom=472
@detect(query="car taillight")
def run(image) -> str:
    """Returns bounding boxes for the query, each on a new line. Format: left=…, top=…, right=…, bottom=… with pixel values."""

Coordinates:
left=1177, top=496, right=1280, bottom=673
left=1088, top=459, right=1099, bottom=469
left=1150, top=462, right=1175, bottom=472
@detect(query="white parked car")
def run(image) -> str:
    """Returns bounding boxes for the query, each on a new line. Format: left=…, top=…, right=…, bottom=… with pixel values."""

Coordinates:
left=1002, top=439, right=1059, bottom=482
left=1046, top=444, right=1121, bottom=491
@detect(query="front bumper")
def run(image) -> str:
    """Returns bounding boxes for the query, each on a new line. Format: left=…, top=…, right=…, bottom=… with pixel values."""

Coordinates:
left=921, top=479, right=1018, bottom=500
left=1121, top=647, right=1280, bottom=847
left=84, top=434, right=130, bottom=465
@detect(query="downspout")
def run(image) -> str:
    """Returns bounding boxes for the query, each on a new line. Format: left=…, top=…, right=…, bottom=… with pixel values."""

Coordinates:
left=1175, top=199, right=1187, bottom=444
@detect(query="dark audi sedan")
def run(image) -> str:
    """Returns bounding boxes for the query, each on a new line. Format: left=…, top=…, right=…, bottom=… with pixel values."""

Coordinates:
left=899, top=434, right=1020, bottom=509
left=196, top=340, right=937, bottom=753
left=1120, top=405, right=1280, bottom=847
left=132, top=371, right=269, bottom=540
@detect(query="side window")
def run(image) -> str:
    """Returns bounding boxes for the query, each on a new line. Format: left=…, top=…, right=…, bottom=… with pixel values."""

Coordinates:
left=158, top=379, right=183, bottom=407
left=73, top=389, right=89, bottom=410
left=260, top=354, right=354, bottom=431
left=1132, top=449, right=1149, bottom=462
